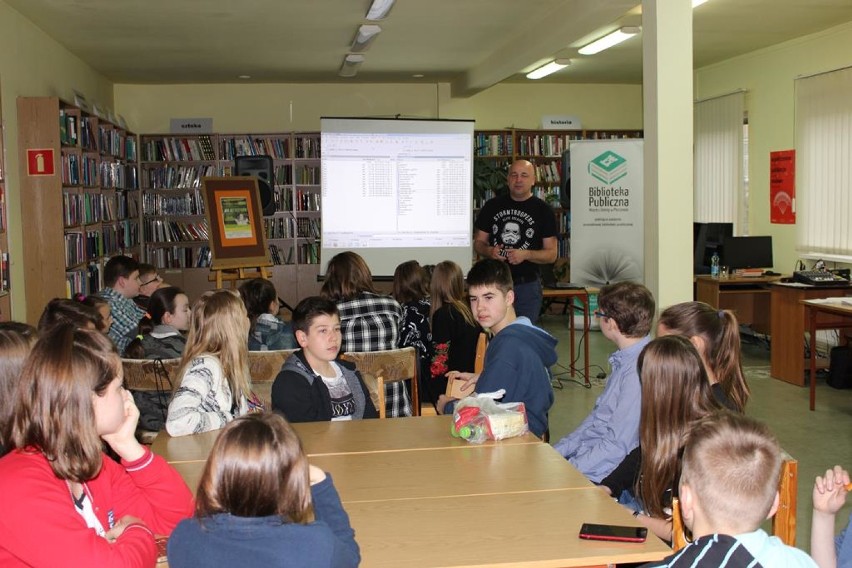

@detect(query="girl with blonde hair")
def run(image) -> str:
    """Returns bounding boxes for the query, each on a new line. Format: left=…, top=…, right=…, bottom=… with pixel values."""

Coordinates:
left=166, top=290, right=258, bottom=436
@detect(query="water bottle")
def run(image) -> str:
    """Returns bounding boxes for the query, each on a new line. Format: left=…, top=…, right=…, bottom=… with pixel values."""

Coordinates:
left=710, top=252, right=720, bottom=277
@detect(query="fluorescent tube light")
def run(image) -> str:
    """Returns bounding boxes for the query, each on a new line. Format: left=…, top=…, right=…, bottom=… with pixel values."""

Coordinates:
left=350, top=24, right=382, bottom=52
left=526, top=59, right=572, bottom=80
left=578, top=26, right=641, bottom=55
left=692, top=0, right=710, bottom=6
left=339, top=54, right=365, bottom=78
left=366, top=0, right=395, bottom=21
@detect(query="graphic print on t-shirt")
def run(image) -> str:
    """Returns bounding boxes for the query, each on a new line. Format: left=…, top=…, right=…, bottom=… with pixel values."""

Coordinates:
left=490, top=208, right=539, bottom=251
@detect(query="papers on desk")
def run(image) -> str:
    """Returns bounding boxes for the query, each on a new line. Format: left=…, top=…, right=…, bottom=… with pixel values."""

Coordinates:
left=807, top=297, right=852, bottom=306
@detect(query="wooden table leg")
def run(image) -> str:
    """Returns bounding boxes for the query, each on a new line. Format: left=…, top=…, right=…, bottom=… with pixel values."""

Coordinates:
left=583, top=293, right=590, bottom=384
left=569, top=301, right=576, bottom=377
left=809, top=306, right=818, bottom=411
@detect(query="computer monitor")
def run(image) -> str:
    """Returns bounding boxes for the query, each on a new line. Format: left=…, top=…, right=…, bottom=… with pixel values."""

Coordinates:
left=693, top=222, right=733, bottom=274
left=722, top=236, right=774, bottom=269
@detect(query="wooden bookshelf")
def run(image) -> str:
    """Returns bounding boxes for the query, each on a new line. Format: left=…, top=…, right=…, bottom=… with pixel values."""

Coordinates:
left=474, top=128, right=643, bottom=261
left=139, top=132, right=323, bottom=306
left=0, top=88, right=10, bottom=320
left=17, top=97, right=140, bottom=324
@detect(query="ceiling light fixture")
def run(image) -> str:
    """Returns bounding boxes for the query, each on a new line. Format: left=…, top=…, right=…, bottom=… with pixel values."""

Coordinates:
left=350, top=24, right=382, bottom=52
left=366, top=0, right=395, bottom=21
left=692, top=0, right=710, bottom=6
left=578, top=26, right=641, bottom=55
left=526, top=58, right=572, bottom=80
left=339, top=54, right=365, bottom=78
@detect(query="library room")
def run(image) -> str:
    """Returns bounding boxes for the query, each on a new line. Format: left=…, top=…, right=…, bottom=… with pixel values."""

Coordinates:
left=1, top=1, right=851, bottom=567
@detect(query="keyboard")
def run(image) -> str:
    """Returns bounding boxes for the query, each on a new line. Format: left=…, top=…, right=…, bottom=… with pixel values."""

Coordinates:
left=792, top=270, right=850, bottom=286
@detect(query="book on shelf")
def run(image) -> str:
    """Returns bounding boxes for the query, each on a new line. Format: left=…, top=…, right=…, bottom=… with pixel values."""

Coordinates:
left=0, top=250, right=9, bottom=292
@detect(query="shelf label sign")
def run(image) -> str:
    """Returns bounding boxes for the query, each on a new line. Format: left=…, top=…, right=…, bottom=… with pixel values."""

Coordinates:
left=26, top=148, right=55, bottom=176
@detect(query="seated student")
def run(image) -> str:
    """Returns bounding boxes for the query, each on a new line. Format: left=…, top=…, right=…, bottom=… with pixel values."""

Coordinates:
left=392, top=260, right=433, bottom=400
left=0, top=322, right=37, bottom=457
left=552, top=281, right=654, bottom=482
left=658, top=301, right=750, bottom=411
left=437, top=259, right=556, bottom=438
left=642, top=412, right=817, bottom=567
left=272, top=297, right=377, bottom=423
left=74, top=294, right=114, bottom=334
left=166, top=290, right=258, bottom=436
left=133, top=263, right=164, bottom=311
left=97, top=255, right=147, bottom=354
left=0, top=324, right=194, bottom=567
left=811, top=465, right=851, bottom=568
left=38, top=297, right=103, bottom=333
left=321, top=251, right=410, bottom=417
left=124, top=287, right=191, bottom=360
left=603, top=335, right=721, bottom=541
left=238, top=277, right=296, bottom=351
left=428, top=260, right=481, bottom=404
left=167, top=413, right=360, bottom=568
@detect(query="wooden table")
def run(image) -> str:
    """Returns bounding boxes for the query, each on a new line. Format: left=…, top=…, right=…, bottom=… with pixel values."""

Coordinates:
left=770, top=282, right=852, bottom=385
left=803, top=298, right=852, bottom=410
left=542, top=287, right=596, bottom=383
left=695, top=274, right=779, bottom=334
left=154, top=417, right=669, bottom=567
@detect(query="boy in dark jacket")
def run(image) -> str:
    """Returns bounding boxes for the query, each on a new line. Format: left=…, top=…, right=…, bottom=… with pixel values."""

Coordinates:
left=437, top=259, right=556, bottom=438
left=272, top=297, right=377, bottom=422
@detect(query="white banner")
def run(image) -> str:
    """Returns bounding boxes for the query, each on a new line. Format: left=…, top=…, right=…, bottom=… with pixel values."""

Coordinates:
left=570, top=140, right=644, bottom=287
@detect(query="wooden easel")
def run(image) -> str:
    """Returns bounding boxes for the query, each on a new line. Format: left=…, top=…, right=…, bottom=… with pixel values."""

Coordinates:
left=209, top=264, right=271, bottom=289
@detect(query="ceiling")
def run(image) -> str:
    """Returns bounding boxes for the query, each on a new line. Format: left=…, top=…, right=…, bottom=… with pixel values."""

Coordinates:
left=6, top=0, right=852, bottom=97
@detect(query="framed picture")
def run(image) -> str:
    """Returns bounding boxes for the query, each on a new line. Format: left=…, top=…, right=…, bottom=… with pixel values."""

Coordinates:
left=201, top=177, right=271, bottom=270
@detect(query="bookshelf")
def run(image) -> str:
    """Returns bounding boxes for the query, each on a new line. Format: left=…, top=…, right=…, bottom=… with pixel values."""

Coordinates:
left=16, top=97, right=141, bottom=324
left=139, top=132, right=323, bottom=306
left=0, top=89, right=10, bottom=320
left=474, top=128, right=643, bottom=262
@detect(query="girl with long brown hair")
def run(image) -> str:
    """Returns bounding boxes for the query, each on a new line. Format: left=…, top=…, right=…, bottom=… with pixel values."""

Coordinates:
left=0, top=324, right=193, bottom=566
left=167, top=413, right=360, bottom=568
left=658, top=301, right=750, bottom=411
left=428, top=261, right=481, bottom=403
left=166, top=290, right=258, bottom=436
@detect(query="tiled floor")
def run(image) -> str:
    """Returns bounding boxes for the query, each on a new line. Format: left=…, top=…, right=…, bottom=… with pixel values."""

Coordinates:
left=538, top=314, right=852, bottom=552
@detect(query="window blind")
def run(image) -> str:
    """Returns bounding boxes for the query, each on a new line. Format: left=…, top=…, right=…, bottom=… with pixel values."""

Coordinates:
left=795, top=66, right=852, bottom=261
left=693, top=92, right=745, bottom=230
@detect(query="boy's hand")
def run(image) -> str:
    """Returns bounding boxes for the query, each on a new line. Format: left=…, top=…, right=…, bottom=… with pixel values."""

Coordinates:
left=813, top=465, right=849, bottom=515
left=308, top=464, right=327, bottom=486
left=446, top=371, right=479, bottom=392
left=436, top=394, right=455, bottom=415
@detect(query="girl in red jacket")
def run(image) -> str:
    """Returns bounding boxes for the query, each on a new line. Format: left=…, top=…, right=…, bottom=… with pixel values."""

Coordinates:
left=0, top=324, right=194, bottom=567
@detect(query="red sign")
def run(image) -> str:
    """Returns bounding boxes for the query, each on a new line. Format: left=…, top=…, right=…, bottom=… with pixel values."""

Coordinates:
left=769, top=149, right=795, bottom=224
left=26, top=148, right=55, bottom=176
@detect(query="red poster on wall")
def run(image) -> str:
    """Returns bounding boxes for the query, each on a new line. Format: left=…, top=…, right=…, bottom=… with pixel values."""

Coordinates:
left=769, top=150, right=795, bottom=224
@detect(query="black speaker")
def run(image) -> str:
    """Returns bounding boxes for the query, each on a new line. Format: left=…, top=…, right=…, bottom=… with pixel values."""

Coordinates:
left=235, top=155, right=276, bottom=216
left=559, top=149, right=571, bottom=209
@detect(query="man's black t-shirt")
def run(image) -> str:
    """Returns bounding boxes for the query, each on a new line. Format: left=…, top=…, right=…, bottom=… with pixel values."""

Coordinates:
left=474, top=194, right=558, bottom=283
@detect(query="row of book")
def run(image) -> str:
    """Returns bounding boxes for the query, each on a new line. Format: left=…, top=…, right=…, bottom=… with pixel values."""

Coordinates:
left=61, top=154, right=97, bottom=187
left=64, top=223, right=139, bottom=269
left=143, top=190, right=205, bottom=216
left=296, top=218, right=321, bottom=239
left=0, top=250, right=9, bottom=293
left=295, top=166, right=320, bottom=185
left=295, top=190, right=321, bottom=212
left=144, top=219, right=210, bottom=243
left=220, top=137, right=291, bottom=160
left=556, top=236, right=571, bottom=258
left=516, top=134, right=584, bottom=157
left=556, top=210, right=571, bottom=234
left=298, top=243, right=320, bottom=264
left=143, top=164, right=223, bottom=190
left=59, top=111, right=96, bottom=152
left=473, top=187, right=562, bottom=210
left=264, top=216, right=296, bottom=239
left=100, top=161, right=138, bottom=190
left=268, top=243, right=295, bottom=265
left=98, top=126, right=128, bottom=159
left=145, top=245, right=212, bottom=269
left=65, top=264, right=101, bottom=298
left=64, top=192, right=140, bottom=227
left=105, top=221, right=140, bottom=253
left=475, top=133, right=514, bottom=157
left=295, top=137, right=320, bottom=159
left=533, top=161, right=563, bottom=184
left=141, top=136, right=216, bottom=162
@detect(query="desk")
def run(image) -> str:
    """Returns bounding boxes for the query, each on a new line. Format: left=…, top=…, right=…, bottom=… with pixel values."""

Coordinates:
left=542, top=287, right=595, bottom=382
left=770, top=283, right=852, bottom=385
left=155, top=418, right=669, bottom=567
left=152, top=415, right=541, bottom=462
left=804, top=299, right=852, bottom=410
left=694, top=275, right=779, bottom=334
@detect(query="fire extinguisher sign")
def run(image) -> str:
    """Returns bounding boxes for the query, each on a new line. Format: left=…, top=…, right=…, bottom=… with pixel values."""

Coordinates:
left=26, top=148, right=56, bottom=176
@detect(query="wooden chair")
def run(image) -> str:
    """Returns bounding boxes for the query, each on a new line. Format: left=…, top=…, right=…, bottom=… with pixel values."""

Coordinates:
left=341, top=347, right=419, bottom=418
left=671, top=453, right=799, bottom=550
left=445, top=332, right=488, bottom=399
left=121, top=357, right=182, bottom=443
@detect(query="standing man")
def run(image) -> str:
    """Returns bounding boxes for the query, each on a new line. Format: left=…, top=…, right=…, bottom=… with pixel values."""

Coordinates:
left=474, top=160, right=557, bottom=323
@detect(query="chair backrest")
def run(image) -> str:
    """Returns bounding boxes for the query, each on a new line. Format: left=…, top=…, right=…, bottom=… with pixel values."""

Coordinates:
left=121, top=357, right=182, bottom=392
left=341, top=347, right=419, bottom=419
left=248, top=349, right=297, bottom=407
left=474, top=332, right=488, bottom=374
left=671, top=453, right=798, bottom=550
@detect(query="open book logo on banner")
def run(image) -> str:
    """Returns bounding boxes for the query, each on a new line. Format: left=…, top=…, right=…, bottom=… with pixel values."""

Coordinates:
left=588, top=151, right=627, bottom=185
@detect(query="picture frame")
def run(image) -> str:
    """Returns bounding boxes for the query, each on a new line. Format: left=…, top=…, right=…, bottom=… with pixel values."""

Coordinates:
left=200, top=177, right=271, bottom=270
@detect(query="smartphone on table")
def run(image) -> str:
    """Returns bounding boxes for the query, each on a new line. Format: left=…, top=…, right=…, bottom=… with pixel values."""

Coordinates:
left=579, top=523, right=648, bottom=543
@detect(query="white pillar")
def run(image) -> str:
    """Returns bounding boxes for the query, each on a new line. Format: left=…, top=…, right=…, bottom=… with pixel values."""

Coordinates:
left=643, top=0, right=695, bottom=309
